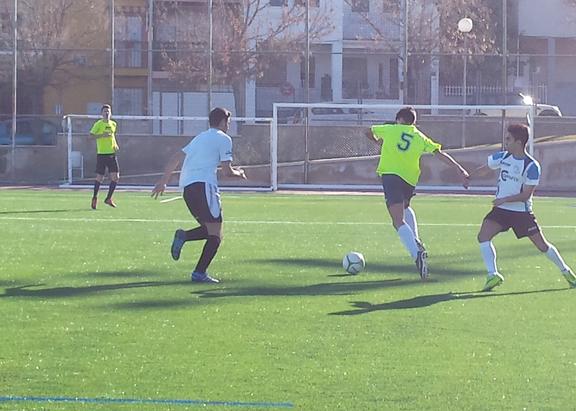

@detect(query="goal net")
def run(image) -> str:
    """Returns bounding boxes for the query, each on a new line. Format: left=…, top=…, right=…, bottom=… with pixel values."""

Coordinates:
left=62, top=114, right=276, bottom=191
left=272, top=102, right=535, bottom=192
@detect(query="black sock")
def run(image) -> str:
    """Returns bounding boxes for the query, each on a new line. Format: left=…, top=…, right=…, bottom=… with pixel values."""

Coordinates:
left=93, top=180, right=101, bottom=198
left=185, top=226, right=208, bottom=241
left=106, top=181, right=117, bottom=200
left=195, top=235, right=221, bottom=273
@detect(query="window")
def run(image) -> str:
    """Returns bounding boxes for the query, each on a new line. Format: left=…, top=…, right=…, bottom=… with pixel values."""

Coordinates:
left=270, top=0, right=287, bottom=6
left=114, top=88, right=145, bottom=115
left=256, top=55, right=287, bottom=86
left=351, top=0, right=369, bottom=12
left=295, top=0, right=320, bottom=6
left=300, top=56, right=315, bottom=88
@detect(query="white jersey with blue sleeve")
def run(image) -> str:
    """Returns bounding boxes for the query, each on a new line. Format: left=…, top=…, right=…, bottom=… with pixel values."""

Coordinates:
left=488, top=151, right=541, bottom=212
left=179, top=128, right=233, bottom=188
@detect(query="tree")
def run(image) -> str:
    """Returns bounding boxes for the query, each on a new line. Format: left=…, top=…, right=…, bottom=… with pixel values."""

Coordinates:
left=0, top=0, right=107, bottom=114
left=155, top=0, right=334, bottom=115
left=343, top=0, right=501, bottom=102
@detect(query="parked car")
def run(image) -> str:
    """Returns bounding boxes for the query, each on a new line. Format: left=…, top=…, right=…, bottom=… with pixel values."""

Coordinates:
left=471, top=93, right=562, bottom=117
left=0, top=118, right=61, bottom=145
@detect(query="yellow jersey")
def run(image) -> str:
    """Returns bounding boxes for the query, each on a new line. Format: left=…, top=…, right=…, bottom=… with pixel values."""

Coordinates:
left=371, top=124, right=441, bottom=186
left=90, top=119, right=118, bottom=154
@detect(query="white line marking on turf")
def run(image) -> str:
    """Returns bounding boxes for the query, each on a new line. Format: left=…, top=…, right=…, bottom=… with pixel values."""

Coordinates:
left=0, top=215, right=575, bottom=229
left=159, top=196, right=182, bottom=203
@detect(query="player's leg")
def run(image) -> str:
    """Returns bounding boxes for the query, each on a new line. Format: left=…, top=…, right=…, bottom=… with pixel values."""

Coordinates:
left=92, top=155, right=106, bottom=209
left=404, top=198, right=424, bottom=252
left=182, top=182, right=222, bottom=283
left=478, top=210, right=506, bottom=291
left=104, top=156, right=119, bottom=207
left=528, top=231, right=575, bottom=287
left=382, top=175, right=427, bottom=278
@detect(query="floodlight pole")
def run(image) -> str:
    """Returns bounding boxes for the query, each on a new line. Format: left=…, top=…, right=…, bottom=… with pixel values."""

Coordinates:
left=110, top=0, right=115, bottom=107
left=208, top=0, right=213, bottom=115
left=304, top=0, right=310, bottom=184
left=458, top=18, right=473, bottom=148
left=10, top=0, right=17, bottom=181
left=502, top=0, right=508, bottom=104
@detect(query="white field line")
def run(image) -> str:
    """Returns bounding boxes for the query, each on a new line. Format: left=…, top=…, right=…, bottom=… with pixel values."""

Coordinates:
left=0, top=215, right=575, bottom=229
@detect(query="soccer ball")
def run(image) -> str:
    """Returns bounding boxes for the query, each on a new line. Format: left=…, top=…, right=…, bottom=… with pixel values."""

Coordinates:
left=342, top=251, right=365, bottom=275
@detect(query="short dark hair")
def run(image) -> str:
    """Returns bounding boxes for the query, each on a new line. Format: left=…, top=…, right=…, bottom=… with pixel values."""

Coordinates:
left=209, top=107, right=231, bottom=127
left=395, top=106, right=416, bottom=124
left=507, top=124, right=529, bottom=146
left=101, top=104, right=111, bottom=112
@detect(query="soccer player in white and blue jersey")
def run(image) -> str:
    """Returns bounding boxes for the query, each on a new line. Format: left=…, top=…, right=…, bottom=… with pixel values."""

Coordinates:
left=151, top=108, right=246, bottom=283
left=476, top=124, right=575, bottom=291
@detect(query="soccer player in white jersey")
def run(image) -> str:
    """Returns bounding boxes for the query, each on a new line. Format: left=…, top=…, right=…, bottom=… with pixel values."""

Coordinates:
left=151, top=107, right=246, bottom=283
left=475, top=124, right=575, bottom=291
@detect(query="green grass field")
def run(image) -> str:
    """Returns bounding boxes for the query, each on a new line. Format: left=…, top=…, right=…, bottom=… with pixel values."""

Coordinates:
left=1, top=189, right=575, bottom=410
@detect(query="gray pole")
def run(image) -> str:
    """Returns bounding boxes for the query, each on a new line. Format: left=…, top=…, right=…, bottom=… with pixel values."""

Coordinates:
left=110, top=0, right=115, bottom=107
left=403, top=0, right=408, bottom=103
left=502, top=0, right=508, bottom=104
left=10, top=0, right=17, bottom=180
left=208, top=0, right=213, bottom=114
left=304, top=0, right=310, bottom=184
left=147, top=0, right=154, bottom=115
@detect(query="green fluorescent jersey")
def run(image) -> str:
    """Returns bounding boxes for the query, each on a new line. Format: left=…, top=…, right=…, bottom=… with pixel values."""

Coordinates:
left=90, top=119, right=118, bottom=154
left=371, top=124, right=441, bottom=186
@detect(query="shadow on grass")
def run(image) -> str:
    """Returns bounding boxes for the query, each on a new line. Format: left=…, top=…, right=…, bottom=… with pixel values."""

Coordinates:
left=257, top=257, right=479, bottom=277
left=193, top=278, right=420, bottom=299
left=330, top=287, right=569, bottom=315
left=110, top=299, right=198, bottom=310
left=0, top=278, right=191, bottom=299
left=0, top=209, right=87, bottom=215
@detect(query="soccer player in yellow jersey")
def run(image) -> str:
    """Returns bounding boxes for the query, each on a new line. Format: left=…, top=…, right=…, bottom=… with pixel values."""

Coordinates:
left=366, top=107, right=470, bottom=279
left=89, top=104, right=120, bottom=209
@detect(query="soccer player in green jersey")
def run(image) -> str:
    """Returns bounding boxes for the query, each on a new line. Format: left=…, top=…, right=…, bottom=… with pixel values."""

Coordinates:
left=89, top=104, right=120, bottom=209
left=366, top=106, right=470, bottom=279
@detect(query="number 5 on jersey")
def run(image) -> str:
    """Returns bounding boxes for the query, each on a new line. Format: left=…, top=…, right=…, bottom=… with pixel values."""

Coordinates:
left=397, top=132, right=414, bottom=151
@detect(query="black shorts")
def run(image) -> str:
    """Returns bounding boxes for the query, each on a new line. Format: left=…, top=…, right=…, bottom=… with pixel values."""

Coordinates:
left=95, top=154, right=119, bottom=175
left=483, top=207, right=541, bottom=239
left=183, top=182, right=223, bottom=224
left=381, top=174, right=415, bottom=206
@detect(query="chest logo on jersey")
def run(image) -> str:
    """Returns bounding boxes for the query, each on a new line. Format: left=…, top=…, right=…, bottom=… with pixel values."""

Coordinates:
left=500, top=169, right=520, bottom=182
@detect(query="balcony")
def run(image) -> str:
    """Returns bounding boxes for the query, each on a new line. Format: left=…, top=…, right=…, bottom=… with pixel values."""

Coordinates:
left=115, top=40, right=148, bottom=69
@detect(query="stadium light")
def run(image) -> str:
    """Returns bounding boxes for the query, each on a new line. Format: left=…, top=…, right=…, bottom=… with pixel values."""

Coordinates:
left=519, top=93, right=534, bottom=106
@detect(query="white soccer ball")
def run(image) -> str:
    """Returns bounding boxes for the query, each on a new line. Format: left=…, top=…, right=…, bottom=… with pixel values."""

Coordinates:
left=343, top=251, right=365, bottom=275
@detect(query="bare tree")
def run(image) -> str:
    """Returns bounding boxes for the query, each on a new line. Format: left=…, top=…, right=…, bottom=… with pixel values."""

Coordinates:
left=0, top=0, right=107, bottom=114
left=343, top=0, right=500, bottom=101
left=156, top=0, right=334, bottom=115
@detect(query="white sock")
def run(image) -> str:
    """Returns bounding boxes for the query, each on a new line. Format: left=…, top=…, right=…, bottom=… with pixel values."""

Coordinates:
left=545, top=244, right=569, bottom=272
left=404, top=207, right=419, bottom=240
left=397, top=224, right=419, bottom=260
left=479, top=241, right=498, bottom=275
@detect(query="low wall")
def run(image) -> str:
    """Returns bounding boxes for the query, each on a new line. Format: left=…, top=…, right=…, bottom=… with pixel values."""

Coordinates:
left=1, top=117, right=575, bottom=193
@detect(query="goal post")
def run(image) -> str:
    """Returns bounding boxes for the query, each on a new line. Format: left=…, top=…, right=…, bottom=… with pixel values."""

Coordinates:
left=271, top=102, right=536, bottom=192
left=62, top=114, right=277, bottom=191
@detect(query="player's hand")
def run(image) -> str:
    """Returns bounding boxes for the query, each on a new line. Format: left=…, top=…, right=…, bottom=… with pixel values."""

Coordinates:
left=460, top=169, right=470, bottom=189
left=492, top=198, right=506, bottom=207
left=151, top=182, right=166, bottom=199
left=235, top=167, right=247, bottom=179
left=113, top=144, right=119, bottom=152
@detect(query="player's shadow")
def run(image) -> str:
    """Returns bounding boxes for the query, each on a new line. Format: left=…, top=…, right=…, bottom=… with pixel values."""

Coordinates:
left=0, top=278, right=191, bottom=299
left=330, top=287, right=568, bottom=316
left=262, top=257, right=479, bottom=277
left=192, top=278, right=418, bottom=299
left=0, top=209, right=87, bottom=215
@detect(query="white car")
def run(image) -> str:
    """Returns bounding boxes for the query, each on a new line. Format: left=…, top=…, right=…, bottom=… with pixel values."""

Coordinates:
left=472, top=94, right=562, bottom=117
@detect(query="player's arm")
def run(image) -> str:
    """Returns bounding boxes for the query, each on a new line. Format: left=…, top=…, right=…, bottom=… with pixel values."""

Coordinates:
left=365, top=127, right=381, bottom=144
left=432, top=149, right=470, bottom=187
left=493, top=184, right=536, bottom=207
left=221, top=160, right=246, bottom=179
left=151, top=151, right=185, bottom=199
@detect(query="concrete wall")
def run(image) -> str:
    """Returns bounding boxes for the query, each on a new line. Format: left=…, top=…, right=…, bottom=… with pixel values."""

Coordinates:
left=1, top=118, right=575, bottom=193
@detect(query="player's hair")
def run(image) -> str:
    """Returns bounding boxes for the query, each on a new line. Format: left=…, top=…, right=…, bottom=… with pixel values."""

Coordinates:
left=209, top=107, right=231, bottom=127
left=395, top=106, right=416, bottom=124
left=101, top=104, right=111, bottom=112
left=507, top=124, right=529, bottom=146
